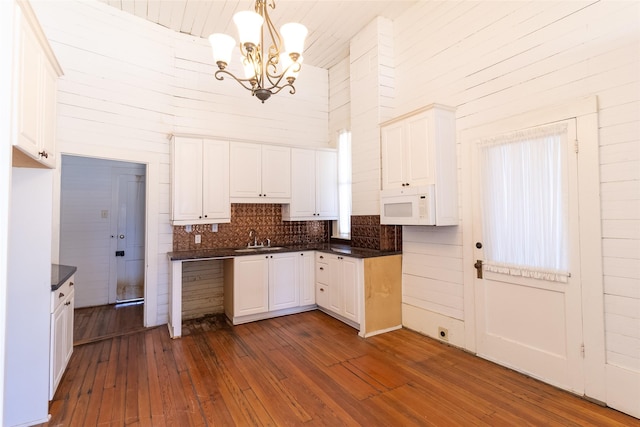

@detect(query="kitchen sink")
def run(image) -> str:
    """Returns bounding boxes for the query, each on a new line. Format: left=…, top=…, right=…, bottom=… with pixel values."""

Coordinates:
left=234, top=246, right=284, bottom=253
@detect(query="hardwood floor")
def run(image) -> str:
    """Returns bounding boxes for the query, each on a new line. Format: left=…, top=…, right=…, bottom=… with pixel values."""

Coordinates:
left=73, top=302, right=146, bottom=346
left=44, top=310, right=638, bottom=426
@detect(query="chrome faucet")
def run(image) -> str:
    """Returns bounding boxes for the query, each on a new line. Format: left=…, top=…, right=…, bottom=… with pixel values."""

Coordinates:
left=248, top=229, right=262, bottom=248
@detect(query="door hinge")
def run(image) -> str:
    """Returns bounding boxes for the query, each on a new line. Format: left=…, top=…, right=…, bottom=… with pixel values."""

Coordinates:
left=574, top=139, right=579, bottom=154
left=580, top=343, right=585, bottom=358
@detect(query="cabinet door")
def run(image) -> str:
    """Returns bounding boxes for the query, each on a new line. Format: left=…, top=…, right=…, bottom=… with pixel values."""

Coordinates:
left=234, top=256, right=269, bottom=316
left=405, top=112, right=432, bottom=187
left=63, top=289, right=75, bottom=366
left=327, top=255, right=343, bottom=314
left=298, top=252, right=315, bottom=306
left=268, top=253, right=298, bottom=311
left=342, top=258, right=360, bottom=323
left=15, top=14, right=41, bottom=158
left=289, top=148, right=316, bottom=218
left=262, top=145, right=291, bottom=199
left=230, top=142, right=262, bottom=198
left=49, top=304, right=65, bottom=398
left=172, top=138, right=203, bottom=221
left=381, top=121, right=406, bottom=189
left=39, top=60, right=58, bottom=168
left=202, top=139, right=230, bottom=220
left=315, top=150, right=338, bottom=219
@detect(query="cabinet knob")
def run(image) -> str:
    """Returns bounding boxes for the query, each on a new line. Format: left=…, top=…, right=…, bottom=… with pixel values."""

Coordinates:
left=64, top=301, right=71, bottom=306
left=58, top=292, right=65, bottom=298
left=38, top=150, right=48, bottom=159
left=319, top=287, right=325, bottom=292
left=204, top=215, right=208, bottom=218
left=319, top=267, right=324, bottom=270
left=69, top=282, right=74, bottom=287
left=199, top=216, right=202, bottom=219
left=319, top=255, right=324, bottom=259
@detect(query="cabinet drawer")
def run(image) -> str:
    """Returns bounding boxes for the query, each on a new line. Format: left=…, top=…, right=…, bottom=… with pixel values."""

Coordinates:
left=316, top=283, right=329, bottom=309
left=316, top=262, right=328, bottom=285
left=51, top=278, right=73, bottom=313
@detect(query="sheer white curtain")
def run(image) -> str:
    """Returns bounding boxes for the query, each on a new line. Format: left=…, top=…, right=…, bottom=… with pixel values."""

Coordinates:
left=479, top=122, right=570, bottom=282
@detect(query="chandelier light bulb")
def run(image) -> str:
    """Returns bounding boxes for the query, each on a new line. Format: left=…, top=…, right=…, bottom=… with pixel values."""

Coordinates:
left=280, top=23, right=308, bottom=57
left=208, top=33, right=236, bottom=69
left=234, top=11, right=264, bottom=49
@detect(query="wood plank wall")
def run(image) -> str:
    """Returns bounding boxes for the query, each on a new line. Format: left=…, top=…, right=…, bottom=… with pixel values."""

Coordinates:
left=181, top=260, right=224, bottom=320
left=31, top=0, right=331, bottom=326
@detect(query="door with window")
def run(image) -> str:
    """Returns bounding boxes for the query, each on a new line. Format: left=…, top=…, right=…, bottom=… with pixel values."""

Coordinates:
left=472, top=120, right=584, bottom=393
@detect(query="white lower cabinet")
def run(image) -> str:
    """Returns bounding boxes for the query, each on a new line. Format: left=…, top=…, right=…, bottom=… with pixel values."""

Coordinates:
left=50, top=275, right=74, bottom=399
left=315, top=253, right=361, bottom=327
left=297, top=252, right=315, bottom=306
left=225, top=252, right=312, bottom=325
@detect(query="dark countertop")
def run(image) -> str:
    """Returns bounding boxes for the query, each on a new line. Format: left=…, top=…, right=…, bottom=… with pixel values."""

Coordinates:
left=167, top=243, right=401, bottom=261
left=51, top=264, right=77, bottom=291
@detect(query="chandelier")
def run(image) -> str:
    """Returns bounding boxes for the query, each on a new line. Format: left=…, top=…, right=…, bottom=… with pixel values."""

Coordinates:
left=208, top=0, right=308, bottom=103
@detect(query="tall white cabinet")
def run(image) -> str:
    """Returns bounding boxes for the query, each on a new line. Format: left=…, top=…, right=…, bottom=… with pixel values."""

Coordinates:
left=11, top=0, right=62, bottom=169
left=380, top=104, right=458, bottom=225
left=170, top=136, right=230, bottom=225
left=5, top=1, right=62, bottom=426
left=283, top=148, right=338, bottom=221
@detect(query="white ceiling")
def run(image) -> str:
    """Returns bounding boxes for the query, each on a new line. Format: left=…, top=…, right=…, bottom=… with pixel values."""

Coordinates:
left=99, top=0, right=418, bottom=69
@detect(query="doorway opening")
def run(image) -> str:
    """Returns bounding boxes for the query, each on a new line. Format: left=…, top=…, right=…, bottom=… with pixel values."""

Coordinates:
left=60, top=155, right=147, bottom=343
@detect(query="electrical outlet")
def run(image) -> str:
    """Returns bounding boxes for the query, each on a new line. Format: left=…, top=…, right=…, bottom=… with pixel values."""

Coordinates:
left=438, top=327, right=449, bottom=341
left=211, top=224, right=218, bottom=232
left=195, top=234, right=201, bottom=244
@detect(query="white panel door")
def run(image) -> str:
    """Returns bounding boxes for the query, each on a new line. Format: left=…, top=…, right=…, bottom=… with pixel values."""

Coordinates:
left=15, top=13, right=40, bottom=157
left=315, top=150, right=338, bottom=218
left=472, top=120, right=584, bottom=393
left=114, top=173, right=145, bottom=302
left=289, top=148, right=316, bottom=217
left=342, top=257, right=360, bottom=323
left=405, top=111, right=431, bottom=187
left=234, top=255, right=269, bottom=316
left=328, top=255, right=343, bottom=314
left=202, top=139, right=230, bottom=220
left=268, top=253, right=298, bottom=311
left=230, top=142, right=262, bottom=198
left=172, top=138, right=203, bottom=221
left=381, top=122, right=405, bottom=189
left=261, top=145, right=291, bottom=199
left=298, top=252, right=315, bottom=306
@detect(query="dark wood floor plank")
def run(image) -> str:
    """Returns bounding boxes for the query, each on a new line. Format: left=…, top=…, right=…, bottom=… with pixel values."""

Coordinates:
left=39, top=310, right=640, bottom=427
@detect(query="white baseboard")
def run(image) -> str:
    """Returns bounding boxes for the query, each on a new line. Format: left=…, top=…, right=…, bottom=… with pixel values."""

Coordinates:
left=606, top=364, right=640, bottom=419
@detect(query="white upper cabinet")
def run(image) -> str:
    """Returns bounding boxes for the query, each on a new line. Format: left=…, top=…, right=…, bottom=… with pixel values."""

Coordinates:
left=171, top=136, right=230, bottom=225
left=380, top=104, right=458, bottom=225
left=283, top=148, right=338, bottom=221
left=381, top=104, right=456, bottom=190
left=230, top=142, right=291, bottom=203
left=12, top=1, right=63, bottom=168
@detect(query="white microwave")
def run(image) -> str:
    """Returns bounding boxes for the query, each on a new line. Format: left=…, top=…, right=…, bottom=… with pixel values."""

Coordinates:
left=380, top=185, right=436, bottom=225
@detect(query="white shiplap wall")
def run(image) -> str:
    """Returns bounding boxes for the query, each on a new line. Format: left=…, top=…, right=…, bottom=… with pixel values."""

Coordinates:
left=349, top=17, right=394, bottom=216
left=31, top=0, right=330, bottom=326
left=329, top=57, right=350, bottom=144
left=386, top=0, right=639, bottom=416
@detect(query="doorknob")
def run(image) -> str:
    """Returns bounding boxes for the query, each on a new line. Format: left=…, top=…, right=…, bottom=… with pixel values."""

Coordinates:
left=474, top=260, right=483, bottom=279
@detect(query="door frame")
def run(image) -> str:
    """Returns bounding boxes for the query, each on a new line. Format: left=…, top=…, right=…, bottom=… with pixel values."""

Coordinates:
left=53, top=143, right=160, bottom=329
left=110, top=167, right=146, bottom=304
left=460, top=95, right=605, bottom=401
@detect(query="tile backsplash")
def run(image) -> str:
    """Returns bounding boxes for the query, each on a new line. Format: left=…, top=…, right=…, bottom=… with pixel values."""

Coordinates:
left=173, top=204, right=329, bottom=251
left=351, top=215, right=402, bottom=251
